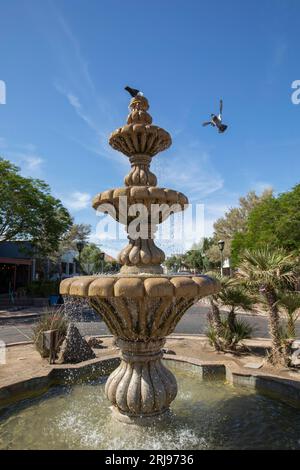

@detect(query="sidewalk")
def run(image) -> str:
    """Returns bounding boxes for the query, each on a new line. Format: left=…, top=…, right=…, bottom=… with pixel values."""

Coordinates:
left=0, top=307, right=44, bottom=321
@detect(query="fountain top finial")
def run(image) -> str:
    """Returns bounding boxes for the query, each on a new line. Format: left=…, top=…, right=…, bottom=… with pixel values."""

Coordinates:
left=127, top=95, right=152, bottom=125
left=109, top=93, right=171, bottom=157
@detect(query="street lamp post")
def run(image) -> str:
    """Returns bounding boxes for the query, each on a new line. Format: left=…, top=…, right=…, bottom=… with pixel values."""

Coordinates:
left=218, top=240, right=225, bottom=277
left=76, top=241, right=85, bottom=275
left=99, top=252, right=105, bottom=274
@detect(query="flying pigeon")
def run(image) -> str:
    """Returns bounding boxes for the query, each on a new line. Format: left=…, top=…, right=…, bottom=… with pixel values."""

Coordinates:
left=202, top=99, right=228, bottom=133
left=124, top=86, right=143, bottom=97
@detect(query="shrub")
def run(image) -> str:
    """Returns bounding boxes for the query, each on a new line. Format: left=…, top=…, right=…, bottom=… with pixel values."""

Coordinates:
left=207, top=316, right=253, bottom=351
left=33, top=308, right=68, bottom=358
left=26, top=280, right=60, bottom=298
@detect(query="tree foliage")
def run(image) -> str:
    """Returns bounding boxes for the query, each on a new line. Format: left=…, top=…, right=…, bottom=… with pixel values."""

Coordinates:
left=0, top=158, right=72, bottom=255
left=237, top=246, right=298, bottom=365
left=231, top=184, right=300, bottom=264
left=79, top=243, right=104, bottom=274
left=206, top=190, right=273, bottom=263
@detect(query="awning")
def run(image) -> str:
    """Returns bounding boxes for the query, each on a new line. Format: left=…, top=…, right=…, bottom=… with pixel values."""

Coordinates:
left=0, top=258, right=32, bottom=266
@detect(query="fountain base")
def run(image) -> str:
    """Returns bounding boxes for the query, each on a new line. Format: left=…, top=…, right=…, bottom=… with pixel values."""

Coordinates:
left=110, top=406, right=172, bottom=425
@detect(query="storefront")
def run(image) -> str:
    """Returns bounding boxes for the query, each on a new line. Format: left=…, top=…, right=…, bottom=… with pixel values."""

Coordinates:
left=0, top=242, right=34, bottom=295
left=0, top=258, right=32, bottom=294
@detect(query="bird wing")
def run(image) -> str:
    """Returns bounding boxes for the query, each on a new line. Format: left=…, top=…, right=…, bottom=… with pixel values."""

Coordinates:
left=202, top=121, right=212, bottom=127
left=219, top=99, right=223, bottom=117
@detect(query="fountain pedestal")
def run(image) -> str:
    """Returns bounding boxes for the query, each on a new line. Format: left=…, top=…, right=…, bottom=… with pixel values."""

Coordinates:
left=106, top=338, right=177, bottom=424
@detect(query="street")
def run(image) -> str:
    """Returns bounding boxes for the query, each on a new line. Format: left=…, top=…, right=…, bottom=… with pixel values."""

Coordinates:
left=1, top=303, right=300, bottom=345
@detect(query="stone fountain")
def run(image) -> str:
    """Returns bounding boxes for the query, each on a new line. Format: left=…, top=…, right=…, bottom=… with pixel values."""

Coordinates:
left=60, top=93, right=220, bottom=424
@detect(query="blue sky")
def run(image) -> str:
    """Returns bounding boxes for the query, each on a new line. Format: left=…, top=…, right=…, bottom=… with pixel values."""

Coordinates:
left=0, top=0, right=299, bottom=257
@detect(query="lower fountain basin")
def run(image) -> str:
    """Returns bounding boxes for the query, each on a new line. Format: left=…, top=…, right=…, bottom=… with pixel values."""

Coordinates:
left=1, top=361, right=300, bottom=450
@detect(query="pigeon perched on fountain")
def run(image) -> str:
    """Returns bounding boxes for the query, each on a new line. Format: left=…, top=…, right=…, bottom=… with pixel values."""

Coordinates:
left=124, top=86, right=143, bottom=97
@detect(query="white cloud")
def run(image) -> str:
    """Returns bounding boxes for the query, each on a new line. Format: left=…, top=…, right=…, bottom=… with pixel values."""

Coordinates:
left=67, top=93, right=81, bottom=110
left=251, top=181, right=273, bottom=194
left=22, top=155, right=43, bottom=171
left=64, top=191, right=91, bottom=211
left=157, top=146, right=224, bottom=202
left=0, top=137, right=44, bottom=176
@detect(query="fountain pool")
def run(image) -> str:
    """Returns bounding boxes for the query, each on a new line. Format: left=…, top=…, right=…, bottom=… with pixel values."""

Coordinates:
left=1, top=363, right=300, bottom=450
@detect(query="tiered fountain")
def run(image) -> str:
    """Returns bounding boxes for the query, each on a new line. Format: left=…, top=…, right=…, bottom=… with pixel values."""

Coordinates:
left=60, top=93, right=220, bottom=424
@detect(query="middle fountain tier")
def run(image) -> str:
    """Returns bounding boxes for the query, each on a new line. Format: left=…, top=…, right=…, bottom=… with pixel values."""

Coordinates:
left=60, top=93, right=220, bottom=424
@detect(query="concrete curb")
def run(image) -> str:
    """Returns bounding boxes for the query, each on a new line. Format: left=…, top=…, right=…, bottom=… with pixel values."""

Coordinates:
left=1, top=350, right=300, bottom=410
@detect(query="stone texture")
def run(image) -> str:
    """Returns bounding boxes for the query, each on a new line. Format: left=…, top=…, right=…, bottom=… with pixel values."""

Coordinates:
left=57, top=324, right=96, bottom=364
left=105, top=338, right=177, bottom=421
left=59, top=93, right=221, bottom=423
left=85, top=336, right=104, bottom=349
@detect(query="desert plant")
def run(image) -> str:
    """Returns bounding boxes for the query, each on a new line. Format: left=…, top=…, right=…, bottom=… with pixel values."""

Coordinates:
left=237, top=246, right=297, bottom=366
left=206, top=274, right=254, bottom=352
left=33, top=308, right=68, bottom=358
left=207, top=316, right=253, bottom=351
left=277, top=291, right=300, bottom=339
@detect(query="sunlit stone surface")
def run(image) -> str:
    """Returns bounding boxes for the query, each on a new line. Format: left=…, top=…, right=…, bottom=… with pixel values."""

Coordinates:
left=60, top=94, right=220, bottom=423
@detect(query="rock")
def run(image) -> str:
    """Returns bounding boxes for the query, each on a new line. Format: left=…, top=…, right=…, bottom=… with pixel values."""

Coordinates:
left=291, top=340, right=300, bottom=350
left=85, top=336, right=104, bottom=349
left=244, top=362, right=263, bottom=369
left=57, top=323, right=96, bottom=364
left=290, top=348, right=300, bottom=367
left=162, top=348, right=176, bottom=355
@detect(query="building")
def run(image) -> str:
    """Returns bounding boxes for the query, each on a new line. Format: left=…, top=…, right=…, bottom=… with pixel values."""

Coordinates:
left=0, top=242, right=34, bottom=294
left=0, top=241, right=78, bottom=295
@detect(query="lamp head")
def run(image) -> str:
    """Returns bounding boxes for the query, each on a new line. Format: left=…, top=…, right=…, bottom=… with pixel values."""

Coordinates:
left=76, top=241, right=85, bottom=253
left=218, top=240, right=225, bottom=252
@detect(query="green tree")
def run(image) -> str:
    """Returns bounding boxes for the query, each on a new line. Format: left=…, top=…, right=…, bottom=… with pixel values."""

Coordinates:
left=206, top=190, right=273, bottom=264
left=184, top=250, right=204, bottom=272
left=59, top=223, right=91, bottom=252
left=231, top=184, right=300, bottom=264
left=164, top=254, right=184, bottom=272
left=0, top=158, right=72, bottom=255
left=237, top=247, right=297, bottom=366
left=79, top=243, right=104, bottom=274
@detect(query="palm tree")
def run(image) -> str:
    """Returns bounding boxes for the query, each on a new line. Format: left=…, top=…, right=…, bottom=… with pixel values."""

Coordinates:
left=207, top=275, right=254, bottom=351
left=217, top=277, right=255, bottom=331
left=277, top=292, right=300, bottom=338
left=237, top=247, right=297, bottom=365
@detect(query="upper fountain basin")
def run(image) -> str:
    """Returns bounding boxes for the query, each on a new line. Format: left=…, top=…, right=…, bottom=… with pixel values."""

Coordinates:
left=109, top=125, right=171, bottom=158
left=92, top=186, right=188, bottom=223
left=60, top=274, right=219, bottom=299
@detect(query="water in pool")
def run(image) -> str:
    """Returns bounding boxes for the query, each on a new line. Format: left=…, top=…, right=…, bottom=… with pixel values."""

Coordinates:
left=1, top=365, right=300, bottom=450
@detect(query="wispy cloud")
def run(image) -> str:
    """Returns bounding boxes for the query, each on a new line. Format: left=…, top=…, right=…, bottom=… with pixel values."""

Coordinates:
left=0, top=137, right=44, bottom=176
left=157, top=144, right=224, bottom=202
left=63, top=191, right=91, bottom=211
left=251, top=180, right=273, bottom=194
left=272, top=42, right=287, bottom=68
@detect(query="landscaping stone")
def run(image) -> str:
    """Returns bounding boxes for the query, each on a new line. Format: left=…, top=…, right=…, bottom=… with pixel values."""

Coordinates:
left=244, top=362, right=263, bottom=369
left=162, top=348, right=176, bottom=355
left=57, top=323, right=96, bottom=364
left=291, top=348, right=300, bottom=367
left=85, top=336, right=104, bottom=349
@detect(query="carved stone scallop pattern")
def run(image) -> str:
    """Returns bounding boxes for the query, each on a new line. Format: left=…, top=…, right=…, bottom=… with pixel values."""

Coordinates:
left=109, top=95, right=171, bottom=158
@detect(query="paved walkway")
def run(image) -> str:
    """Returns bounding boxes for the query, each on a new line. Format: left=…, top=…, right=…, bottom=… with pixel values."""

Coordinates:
left=1, top=303, right=300, bottom=345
